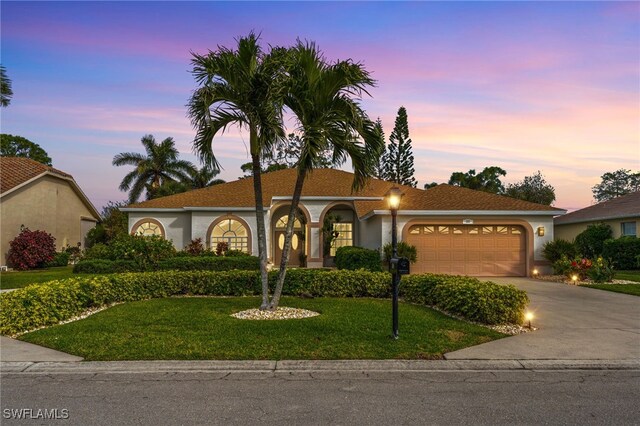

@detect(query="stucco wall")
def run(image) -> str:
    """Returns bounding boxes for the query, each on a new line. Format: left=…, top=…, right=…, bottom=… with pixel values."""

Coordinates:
left=128, top=212, right=192, bottom=251
left=555, top=218, right=639, bottom=241
left=1, top=176, right=97, bottom=266
left=358, top=215, right=382, bottom=252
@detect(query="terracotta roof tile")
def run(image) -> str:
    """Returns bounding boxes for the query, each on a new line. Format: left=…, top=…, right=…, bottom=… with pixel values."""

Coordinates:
left=129, top=168, right=563, bottom=218
left=0, top=157, right=72, bottom=194
left=554, top=191, right=640, bottom=225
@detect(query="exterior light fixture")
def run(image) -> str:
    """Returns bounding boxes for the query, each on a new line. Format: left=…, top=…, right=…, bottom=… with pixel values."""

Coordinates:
left=524, top=311, right=534, bottom=329
left=537, top=226, right=545, bottom=236
left=532, top=269, right=539, bottom=276
left=571, top=274, right=578, bottom=282
left=385, top=186, right=404, bottom=339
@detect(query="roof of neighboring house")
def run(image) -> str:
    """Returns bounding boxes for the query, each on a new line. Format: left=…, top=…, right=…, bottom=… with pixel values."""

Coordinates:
left=554, top=191, right=640, bottom=225
left=126, top=168, right=563, bottom=219
left=0, top=157, right=100, bottom=220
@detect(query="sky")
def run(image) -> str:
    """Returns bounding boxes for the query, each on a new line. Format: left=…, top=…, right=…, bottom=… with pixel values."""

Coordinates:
left=1, top=1, right=639, bottom=212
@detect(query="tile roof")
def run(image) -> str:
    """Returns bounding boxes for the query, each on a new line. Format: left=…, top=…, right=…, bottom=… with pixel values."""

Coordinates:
left=0, top=157, right=73, bottom=194
left=554, top=191, right=640, bottom=225
left=128, top=168, right=563, bottom=218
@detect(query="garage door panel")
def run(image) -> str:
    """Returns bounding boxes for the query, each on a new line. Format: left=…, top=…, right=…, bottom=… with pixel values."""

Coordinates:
left=405, top=224, right=526, bottom=277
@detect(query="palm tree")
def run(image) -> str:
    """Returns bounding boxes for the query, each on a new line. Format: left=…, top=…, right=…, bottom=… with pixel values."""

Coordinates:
left=187, top=166, right=226, bottom=188
left=268, top=42, right=383, bottom=309
left=188, top=33, right=287, bottom=309
left=113, top=134, right=195, bottom=203
left=1, top=65, right=13, bottom=107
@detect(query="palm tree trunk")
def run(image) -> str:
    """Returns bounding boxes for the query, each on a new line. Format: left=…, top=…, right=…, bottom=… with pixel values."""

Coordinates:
left=251, top=153, right=270, bottom=310
left=269, top=170, right=306, bottom=310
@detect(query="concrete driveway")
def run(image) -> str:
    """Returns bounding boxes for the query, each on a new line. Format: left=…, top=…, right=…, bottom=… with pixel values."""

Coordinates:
left=446, top=278, right=640, bottom=360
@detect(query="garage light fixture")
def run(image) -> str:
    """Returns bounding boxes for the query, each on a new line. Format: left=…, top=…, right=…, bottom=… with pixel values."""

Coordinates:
left=537, top=226, right=545, bottom=236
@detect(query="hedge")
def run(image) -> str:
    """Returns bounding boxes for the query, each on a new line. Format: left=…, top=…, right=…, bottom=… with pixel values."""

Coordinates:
left=334, top=246, right=382, bottom=272
left=0, top=270, right=528, bottom=335
left=73, top=255, right=260, bottom=274
left=603, top=237, right=640, bottom=270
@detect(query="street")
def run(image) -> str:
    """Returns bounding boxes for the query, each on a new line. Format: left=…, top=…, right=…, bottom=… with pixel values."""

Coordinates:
left=2, top=369, right=639, bottom=425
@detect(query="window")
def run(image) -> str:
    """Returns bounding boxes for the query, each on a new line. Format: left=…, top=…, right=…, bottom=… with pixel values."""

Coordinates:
left=275, top=215, right=302, bottom=230
left=621, top=222, right=637, bottom=237
left=133, top=220, right=164, bottom=237
left=331, top=223, right=353, bottom=256
left=210, top=219, right=249, bottom=253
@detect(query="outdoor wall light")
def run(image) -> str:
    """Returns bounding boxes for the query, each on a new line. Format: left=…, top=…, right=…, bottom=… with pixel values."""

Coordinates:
left=524, top=311, right=534, bottom=329
left=537, top=226, right=545, bottom=236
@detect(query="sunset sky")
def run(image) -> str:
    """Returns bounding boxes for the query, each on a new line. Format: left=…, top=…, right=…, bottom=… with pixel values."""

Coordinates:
left=2, top=1, right=638, bottom=212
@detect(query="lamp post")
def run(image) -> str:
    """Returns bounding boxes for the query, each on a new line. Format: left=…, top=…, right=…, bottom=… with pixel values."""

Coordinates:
left=386, top=186, right=402, bottom=339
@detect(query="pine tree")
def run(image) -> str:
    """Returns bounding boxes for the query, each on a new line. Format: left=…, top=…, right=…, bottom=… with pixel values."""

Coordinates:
left=373, top=118, right=388, bottom=180
left=384, top=106, right=416, bottom=187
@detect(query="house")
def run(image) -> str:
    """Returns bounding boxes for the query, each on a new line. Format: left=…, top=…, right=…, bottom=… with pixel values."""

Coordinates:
left=554, top=191, right=639, bottom=241
left=0, top=157, right=101, bottom=266
left=122, top=168, right=565, bottom=277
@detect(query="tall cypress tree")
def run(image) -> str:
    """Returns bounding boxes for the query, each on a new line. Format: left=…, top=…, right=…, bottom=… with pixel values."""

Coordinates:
left=373, top=118, right=388, bottom=180
left=384, top=106, right=416, bottom=187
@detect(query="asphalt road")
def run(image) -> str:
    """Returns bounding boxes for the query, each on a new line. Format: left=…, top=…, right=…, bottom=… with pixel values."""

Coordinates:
left=2, top=370, right=639, bottom=425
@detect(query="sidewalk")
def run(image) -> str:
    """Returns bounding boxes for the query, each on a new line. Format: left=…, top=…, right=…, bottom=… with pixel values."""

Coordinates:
left=0, top=336, right=83, bottom=362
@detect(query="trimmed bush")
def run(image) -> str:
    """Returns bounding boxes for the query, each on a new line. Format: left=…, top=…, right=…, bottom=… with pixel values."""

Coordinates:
left=382, top=242, right=418, bottom=263
left=542, top=239, right=577, bottom=263
left=7, top=228, right=57, bottom=270
left=73, top=255, right=260, bottom=274
left=574, top=223, right=613, bottom=258
left=335, top=246, right=382, bottom=272
left=0, top=270, right=529, bottom=335
left=45, top=252, right=70, bottom=268
left=603, top=237, right=640, bottom=270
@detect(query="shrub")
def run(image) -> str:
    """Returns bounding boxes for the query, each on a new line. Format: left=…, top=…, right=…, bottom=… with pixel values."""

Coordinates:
left=335, top=246, right=382, bottom=272
left=382, top=242, right=418, bottom=263
left=183, top=238, right=205, bottom=256
left=83, top=243, right=111, bottom=260
left=0, top=270, right=529, bottom=335
left=586, top=257, right=614, bottom=283
left=542, top=239, right=577, bottom=263
left=602, top=237, right=640, bottom=270
left=45, top=252, right=70, bottom=268
left=7, top=228, right=57, bottom=270
left=107, top=234, right=176, bottom=267
left=73, top=255, right=260, bottom=274
left=215, top=241, right=229, bottom=256
left=574, top=223, right=613, bottom=258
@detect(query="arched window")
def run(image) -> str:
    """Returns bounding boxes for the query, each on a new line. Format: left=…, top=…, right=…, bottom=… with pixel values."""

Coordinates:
left=275, top=215, right=302, bottom=230
left=132, top=219, right=164, bottom=237
left=210, top=219, right=249, bottom=253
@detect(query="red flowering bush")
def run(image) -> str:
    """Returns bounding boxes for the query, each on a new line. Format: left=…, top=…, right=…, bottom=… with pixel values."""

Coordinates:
left=215, top=241, right=229, bottom=257
left=184, top=238, right=205, bottom=256
left=7, top=228, right=56, bottom=270
left=570, top=258, right=592, bottom=280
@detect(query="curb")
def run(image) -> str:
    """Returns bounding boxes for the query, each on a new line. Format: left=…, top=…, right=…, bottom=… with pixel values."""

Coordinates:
left=2, top=359, right=639, bottom=374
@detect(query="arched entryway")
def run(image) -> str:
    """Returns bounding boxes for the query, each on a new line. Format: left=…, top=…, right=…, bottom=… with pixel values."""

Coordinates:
left=271, top=205, right=309, bottom=267
left=318, top=202, right=357, bottom=267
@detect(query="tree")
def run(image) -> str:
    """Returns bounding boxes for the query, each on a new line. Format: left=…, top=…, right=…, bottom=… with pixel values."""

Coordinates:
left=592, top=169, right=640, bottom=202
left=373, top=118, right=388, bottom=180
left=448, top=166, right=507, bottom=194
left=1, top=65, right=13, bottom=107
left=189, top=33, right=287, bottom=310
left=504, top=171, right=556, bottom=205
left=423, top=182, right=438, bottom=189
left=383, top=107, right=416, bottom=187
left=0, top=134, right=52, bottom=165
left=113, top=134, right=195, bottom=203
left=186, top=166, right=226, bottom=188
left=86, top=201, right=129, bottom=247
left=268, top=41, right=382, bottom=310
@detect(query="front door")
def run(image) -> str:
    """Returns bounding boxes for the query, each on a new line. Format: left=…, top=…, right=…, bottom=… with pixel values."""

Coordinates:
left=274, top=231, right=303, bottom=267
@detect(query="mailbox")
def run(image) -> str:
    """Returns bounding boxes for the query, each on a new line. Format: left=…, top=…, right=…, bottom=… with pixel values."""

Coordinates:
left=389, top=257, right=411, bottom=275
left=397, top=257, right=410, bottom=275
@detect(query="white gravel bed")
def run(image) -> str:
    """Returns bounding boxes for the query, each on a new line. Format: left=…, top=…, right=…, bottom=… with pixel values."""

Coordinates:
left=231, top=307, right=320, bottom=320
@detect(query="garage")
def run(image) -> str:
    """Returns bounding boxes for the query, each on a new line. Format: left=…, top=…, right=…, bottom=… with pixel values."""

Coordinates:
left=405, top=224, right=527, bottom=277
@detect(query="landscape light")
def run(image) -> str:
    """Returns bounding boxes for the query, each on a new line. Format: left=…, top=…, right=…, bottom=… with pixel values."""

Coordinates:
left=525, top=311, right=534, bottom=329
left=532, top=269, right=539, bottom=276
left=571, top=275, right=578, bottom=282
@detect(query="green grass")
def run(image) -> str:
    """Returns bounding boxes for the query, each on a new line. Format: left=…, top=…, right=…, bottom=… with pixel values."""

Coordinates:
left=0, top=266, right=84, bottom=289
left=582, top=284, right=640, bottom=296
left=19, top=297, right=503, bottom=360
left=614, top=270, right=640, bottom=283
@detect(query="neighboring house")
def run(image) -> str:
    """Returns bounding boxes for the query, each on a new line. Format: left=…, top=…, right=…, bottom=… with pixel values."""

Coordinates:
left=554, top=191, right=639, bottom=241
left=123, top=169, right=565, bottom=277
left=0, top=157, right=101, bottom=266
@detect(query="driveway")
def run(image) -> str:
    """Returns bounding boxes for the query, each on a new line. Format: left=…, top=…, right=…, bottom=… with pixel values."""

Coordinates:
left=445, top=278, right=640, bottom=360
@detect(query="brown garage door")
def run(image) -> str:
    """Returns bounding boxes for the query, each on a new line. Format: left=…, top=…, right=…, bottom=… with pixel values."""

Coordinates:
left=405, top=225, right=526, bottom=277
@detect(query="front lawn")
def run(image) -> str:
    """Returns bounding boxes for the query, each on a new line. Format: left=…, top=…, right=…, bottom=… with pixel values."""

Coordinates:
left=614, top=270, right=640, bottom=283
left=582, top=284, right=640, bottom=296
left=19, top=297, right=503, bottom=360
left=0, top=266, right=80, bottom=289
